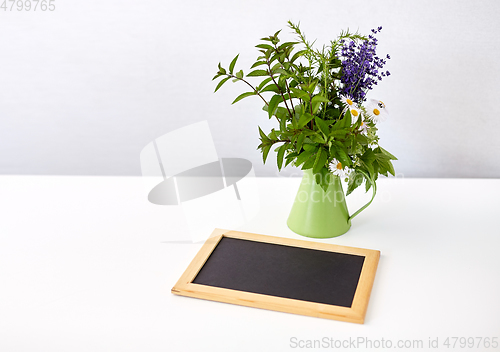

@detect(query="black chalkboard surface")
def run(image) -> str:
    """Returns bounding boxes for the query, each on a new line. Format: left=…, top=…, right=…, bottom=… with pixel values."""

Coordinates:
left=193, top=237, right=365, bottom=308
left=172, top=229, right=380, bottom=323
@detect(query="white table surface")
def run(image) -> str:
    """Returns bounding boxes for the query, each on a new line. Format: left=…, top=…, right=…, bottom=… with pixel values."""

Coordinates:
left=1, top=175, right=499, bottom=352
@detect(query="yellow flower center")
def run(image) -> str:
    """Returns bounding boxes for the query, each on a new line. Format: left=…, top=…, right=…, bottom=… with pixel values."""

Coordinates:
left=373, top=108, right=380, bottom=116
left=351, top=109, right=359, bottom=117
left=360, top=121, right=364, bottom=126
left=336, top=162, right=343, bottom=170
left=346, top=98, right=353, bottom=106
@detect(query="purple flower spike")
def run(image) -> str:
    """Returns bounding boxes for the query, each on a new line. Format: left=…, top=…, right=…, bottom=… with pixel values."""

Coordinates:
left=339, top=27, right=390, bottom=103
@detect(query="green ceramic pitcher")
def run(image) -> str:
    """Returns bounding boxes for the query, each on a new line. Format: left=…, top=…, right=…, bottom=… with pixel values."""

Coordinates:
left=287, top=169, right=376, bottom=238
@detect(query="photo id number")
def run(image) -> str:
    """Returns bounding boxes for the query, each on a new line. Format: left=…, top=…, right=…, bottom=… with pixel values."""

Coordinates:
left=1, top=0, right=55, bottom=11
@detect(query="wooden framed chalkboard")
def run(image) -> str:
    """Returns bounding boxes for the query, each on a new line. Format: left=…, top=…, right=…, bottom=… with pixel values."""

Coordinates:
left=171, top=229, right=380, bottom=323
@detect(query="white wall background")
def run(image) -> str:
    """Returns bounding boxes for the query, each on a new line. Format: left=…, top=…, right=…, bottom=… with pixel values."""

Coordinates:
left=1, top=0, right=499, bottom=177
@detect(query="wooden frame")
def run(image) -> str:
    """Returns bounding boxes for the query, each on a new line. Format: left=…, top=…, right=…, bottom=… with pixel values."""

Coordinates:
left=171, top=229, right=380, bottom=324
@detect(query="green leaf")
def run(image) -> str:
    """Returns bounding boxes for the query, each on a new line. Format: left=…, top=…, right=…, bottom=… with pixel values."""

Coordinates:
left=329, top=129, right=349, bottom=139
left=262, top=144, right=271, bottom=164
left=311, top=95, right=329, bottom=104
left=311, top=94, right=329, bottom=114
left=360, top=149, right=376, bottom=164
left=303, top=143, right=318, bottom=152
left=290, top=50, right=307, bottom=63
left=250, top=60, right=267, bottom=69
left=313, top=148, right=328, bottom=174
left=290, top=114, right=298, bottom=129
left=278, top=41, right=299, bottom=50
left=359, top=159, right=374, bottom=178
left=310, top=133, right=325, bottom=144
left=268, top=94, right=282, bottom=118
left=386, top=160, right=395, bottom=176
left=311, top=102, right=321, bottom=114
left=277, top=144, right=286, bottom=171
left=314, top=167, right=331, bottom=193
left=347, top=171, right=364, bottom=196
left=334, top=147, right=351, bottom=167
left=260, top=84, right=281, bottom=93
left=232, top=91, right=255, bottom=104
left=314, top=116, right=330, bottom=136
left=289, top=87, right=310, bottom=102
left=298, top=113, right=314, bottom=128
left=214, top=76, right=230, bottom=93
left=279, top=114, right=287, bottom=131
left=275, top=107, right=288, bottom=120
left=379, top=146, right=398, bottom=160
left=272, top=67, right=288, bottom=76
left=255, top=43, right=274, bottom=51
left=377, top=158, right=395, bottom=176
left=257, top=77, right=273, bottom=91
left=258, top=126, right=269, bottom=141
left=365, top=177, right=372, bottom=192
left=235, top=70, right=244, bottom=79
left=339, top=109, right=352, bottom=128
left=268, top=129, right=278, bottom=141
left=302, top=153, right=317, bottom=169
left=269, top=52, right=280, bottom=64
left=295, top=151, right=313, bottom=167
left=216, top=64, right=226, bottom=75
left=374, top=150, right=390, bottom=162
left=229, top=54, right=239, bottom=74
left=285, top=154, right=296, bottom=167
left=271, top=62, right=281, bottom=72
left=356, top=134, right=369, bottom=145
left=374, top=160, right=388, bottom=177
left=247, top=69, right=269, bottom=77
left=277, top=74, right=287, bottom=88
left=296, top=134, right=305, bottom=151
left=302, top=80, right=318, bottom=93
left=372, top=159, right=382, bottom=176
left=349, top=134, right=357, bottom=151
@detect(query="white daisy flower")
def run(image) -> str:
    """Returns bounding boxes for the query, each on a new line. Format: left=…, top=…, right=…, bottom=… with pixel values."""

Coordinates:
left=349, top=106, right=361, bottom=123
left=329, top=158, right=350, bottom=179
left=366, top=99, right=388, bottom=123
left=340, top=95, right=357, bottom=108
left=340, top=95, right=361, bottom=123
left=359, top=119, right=368, bottom=135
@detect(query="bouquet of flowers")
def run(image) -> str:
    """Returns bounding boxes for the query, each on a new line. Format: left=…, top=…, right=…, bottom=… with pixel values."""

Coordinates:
left=213, top=21, right=396, bottom=194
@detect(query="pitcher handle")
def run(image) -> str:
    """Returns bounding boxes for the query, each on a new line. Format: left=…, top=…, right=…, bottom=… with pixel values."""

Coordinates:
left=348, top=170, right=377, bottom=222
